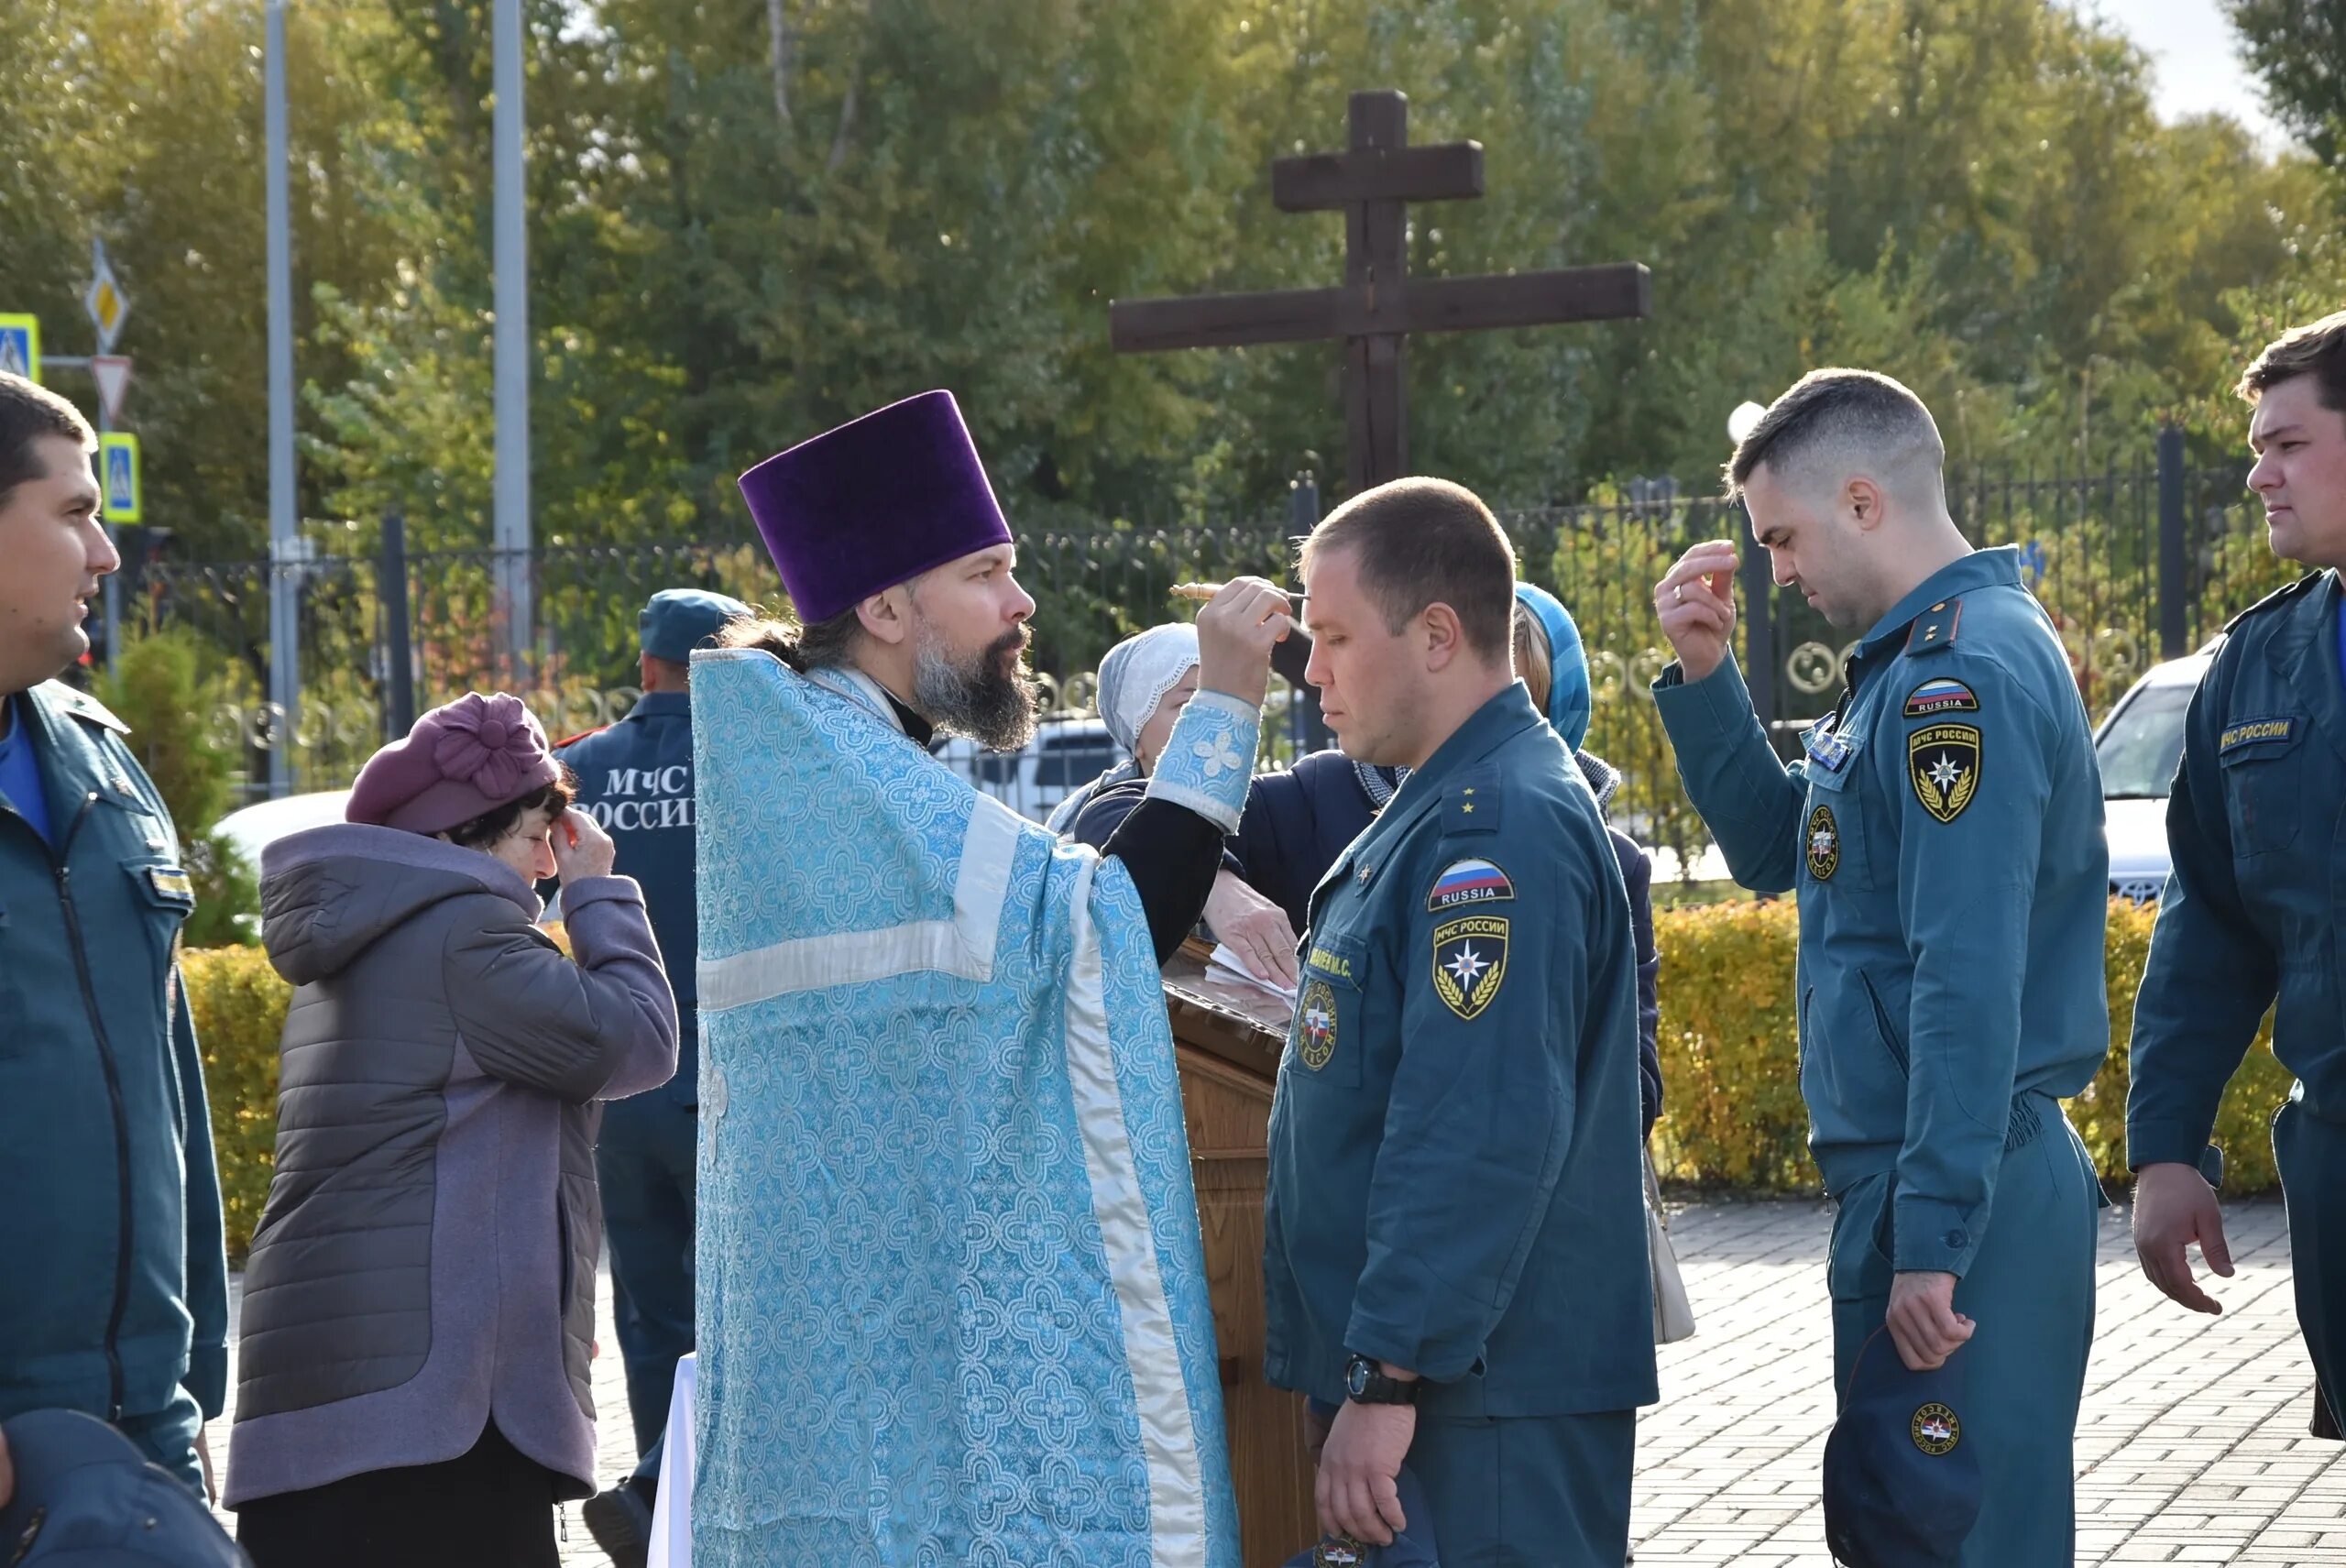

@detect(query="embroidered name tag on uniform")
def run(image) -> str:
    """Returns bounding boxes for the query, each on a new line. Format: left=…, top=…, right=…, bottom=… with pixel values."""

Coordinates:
left=1304, top=945, right=1354, bottom=981
left=1909, top=725, right=1981, bottom=824
left=1297, top=978, right=1339, bottom=1070
left=1426, top=858, right=1515, bottom=911
left=1431, top=916, right=1508, bottom=1021
left=2219, top=717, right=2297, bottom=753
left=148, top=867, right=193, bottom=900
left=1903, top=677, right=1979, bottom=718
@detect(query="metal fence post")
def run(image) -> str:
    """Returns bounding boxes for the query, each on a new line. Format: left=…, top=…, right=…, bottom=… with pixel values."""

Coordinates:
left=1280, top=471, right=1332, bottom=754
left=1735, top=499, right=1777, bottom=729
left=380, top=508, right=416, bottom=740
left=2157, top=423, right=2187, bottom=660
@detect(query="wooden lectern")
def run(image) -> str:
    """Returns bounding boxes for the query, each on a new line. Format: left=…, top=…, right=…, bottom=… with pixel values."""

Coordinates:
left=1164, top=938, right=1320, bottom=1566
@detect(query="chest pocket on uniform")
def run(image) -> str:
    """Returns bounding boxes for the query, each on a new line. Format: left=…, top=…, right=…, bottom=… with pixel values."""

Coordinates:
left=2217, top=718, right=2306, bottom=857
left=1289, top=933, right=1368, bottom=1090
left=123, top=856, right=197, bottom=976
left=1801, top=732, right=1874, bottom=891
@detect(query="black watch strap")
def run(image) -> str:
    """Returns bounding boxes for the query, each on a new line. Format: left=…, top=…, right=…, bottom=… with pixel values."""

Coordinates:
left=1344, top=1354, right=1420, bottom=1406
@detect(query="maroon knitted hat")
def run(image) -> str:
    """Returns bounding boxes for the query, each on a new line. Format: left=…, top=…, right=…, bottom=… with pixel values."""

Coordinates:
left=346, top=691, right=561, bottom=836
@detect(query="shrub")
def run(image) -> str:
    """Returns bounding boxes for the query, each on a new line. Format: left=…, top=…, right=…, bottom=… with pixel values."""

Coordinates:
left=98, top=629, right=260, bottom=946
left=181, top=946, right=288, bottom=1258
left=1649, top=897, right=2293, bottom=1194
left=184, top=900, right=2295, bottom=1259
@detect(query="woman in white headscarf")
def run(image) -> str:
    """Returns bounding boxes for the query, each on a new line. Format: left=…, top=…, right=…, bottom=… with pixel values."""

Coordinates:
left=1045, top=622, right=1201, bottom=837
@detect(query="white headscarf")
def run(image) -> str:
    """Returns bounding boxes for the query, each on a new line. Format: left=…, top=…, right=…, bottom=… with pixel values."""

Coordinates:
left=1094, top=623, right=1200, bottom=756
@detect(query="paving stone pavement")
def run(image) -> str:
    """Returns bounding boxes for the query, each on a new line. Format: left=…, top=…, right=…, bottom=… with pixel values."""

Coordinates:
left=204, top=1194, right=2342, bottom=1565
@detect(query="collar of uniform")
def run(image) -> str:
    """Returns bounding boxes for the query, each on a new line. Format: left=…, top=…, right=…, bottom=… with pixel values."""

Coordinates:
left=2260, top=566, right=2346, bottom=764
left=628, top=691, right=692, bottom=721
left=1367, top=682, right=1542, bottom=843
left=1857, top=546, right=2023, bottom=656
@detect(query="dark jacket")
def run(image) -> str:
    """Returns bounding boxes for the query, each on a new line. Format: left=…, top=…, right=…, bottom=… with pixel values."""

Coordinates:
left=0, top=681, right=228, bottom=1442
left=225, top=826, right=677, bottom=1507
left=559, top=691, right=701, bottom=1105
left=1224, top=746, right=1666, bottom=1134
left=2130, top=569, right=2346, bottom=1167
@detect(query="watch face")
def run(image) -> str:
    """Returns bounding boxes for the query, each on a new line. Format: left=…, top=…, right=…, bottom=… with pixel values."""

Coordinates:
left=1346, top=1361, right=1369, bottom=1397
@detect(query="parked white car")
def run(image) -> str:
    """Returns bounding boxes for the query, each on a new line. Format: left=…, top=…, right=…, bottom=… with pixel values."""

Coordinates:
left=213, top=789, right=355, bottom=869
left=930, top=716, right=1120, bottom=824
left=2093, top=641, right=2223, bottom=903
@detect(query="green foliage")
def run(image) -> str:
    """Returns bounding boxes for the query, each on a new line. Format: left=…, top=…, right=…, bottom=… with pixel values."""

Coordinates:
left=1650, top=897, right=2295, bottom=1194
left=97, top=629, right=260, bottom=946
left=2225, top=0, right=2346, bottom=167
left=1, top=0, right=2336, bottom=559
left=181, top=944, right=289, bottom=1258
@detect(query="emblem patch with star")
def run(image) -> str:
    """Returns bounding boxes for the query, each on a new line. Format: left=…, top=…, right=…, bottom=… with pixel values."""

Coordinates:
left=1297, top=978, right=1339, bottom=1070
left=1431, top=915, right=1508, bottom=1021
left=1805, top=804, right=1839, bottom=882
left=1908, top=723, right=1981, bottom=824
left=1911, top=1401, right=1961, bottom=1456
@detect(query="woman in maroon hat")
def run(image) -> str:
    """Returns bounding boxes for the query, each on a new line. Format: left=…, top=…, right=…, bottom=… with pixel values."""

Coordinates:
left=224, top=692, right=679, bottom=1568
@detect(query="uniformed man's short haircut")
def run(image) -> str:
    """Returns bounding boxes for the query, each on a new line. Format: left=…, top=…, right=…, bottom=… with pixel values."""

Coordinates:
left=0, top=373, right=97, bottom=511
left=2238, top=309, right=2346, bottom=414
left=1299, top=477, right=1517, bottom=663
left=1725, top=368, right=1946, bottom=508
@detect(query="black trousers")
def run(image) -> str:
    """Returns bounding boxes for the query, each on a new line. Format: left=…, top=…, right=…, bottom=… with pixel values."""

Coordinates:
left=236, top=1420, right=561, bottom=1568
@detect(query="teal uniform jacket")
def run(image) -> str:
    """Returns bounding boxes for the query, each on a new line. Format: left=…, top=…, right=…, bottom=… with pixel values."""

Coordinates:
left=560, top=691, right=698, bottom=1104
left=1653, top=547, right=2110, bottom=1271
left=0, top=682, right=228, bottom=1450
left=2128, top=569, right=2346, bottom=1169
left=1262, top=682, right=1658, bottom=1416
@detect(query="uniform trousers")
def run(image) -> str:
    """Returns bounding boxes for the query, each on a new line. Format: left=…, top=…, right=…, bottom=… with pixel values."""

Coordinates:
left=1406, top=1407, right=1638, bottom=1567
left=2275, top=1099, right=2346, bottom=1439
left=1828, top=1098, right=2100, bottom=1567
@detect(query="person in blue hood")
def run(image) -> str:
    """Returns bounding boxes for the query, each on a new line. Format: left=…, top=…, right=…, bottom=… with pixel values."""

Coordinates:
left=0, top=372, right=227, bottom=1501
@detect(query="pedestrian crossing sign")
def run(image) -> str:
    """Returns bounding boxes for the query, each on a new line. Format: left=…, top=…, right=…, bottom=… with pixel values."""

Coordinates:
left=99, top=433, right=141, bottom=522
left=0, top=314, right=38, bottom=382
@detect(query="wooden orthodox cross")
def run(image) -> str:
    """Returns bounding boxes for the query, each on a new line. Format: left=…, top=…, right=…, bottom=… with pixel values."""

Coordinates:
left=1112, top=89, right=1651, bottom=495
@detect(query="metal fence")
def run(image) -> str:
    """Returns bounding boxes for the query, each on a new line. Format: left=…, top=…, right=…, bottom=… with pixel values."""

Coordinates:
left=131, top=440, right=2280, bottom=868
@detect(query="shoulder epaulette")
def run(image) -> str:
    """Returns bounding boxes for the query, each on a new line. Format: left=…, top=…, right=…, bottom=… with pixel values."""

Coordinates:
left=1442, top=766, right=1502, bottom=836
left=1902, top=597, right=1963, bottom=656
left=554, top=723, right=612, bottom=751
left=38, top=681, right=130, bottom=734
left=2222, top=569, right=2328, bottom=634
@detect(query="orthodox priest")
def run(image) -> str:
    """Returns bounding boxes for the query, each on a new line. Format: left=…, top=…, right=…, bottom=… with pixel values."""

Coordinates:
left=688, top=390, right=1281, bottom=1568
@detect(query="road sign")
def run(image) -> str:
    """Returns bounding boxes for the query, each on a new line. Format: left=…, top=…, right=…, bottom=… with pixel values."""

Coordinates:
left=99, top=433, right=141, bottom=523
left=0, top=314, right=38, bottom=381
left=91, top=356, right=133, bottom=422
left=85, top=239, right=129, bottom=353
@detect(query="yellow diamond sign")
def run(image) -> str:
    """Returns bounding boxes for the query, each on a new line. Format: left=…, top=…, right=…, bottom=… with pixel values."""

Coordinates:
left=85, top=244, right=129, bottom=352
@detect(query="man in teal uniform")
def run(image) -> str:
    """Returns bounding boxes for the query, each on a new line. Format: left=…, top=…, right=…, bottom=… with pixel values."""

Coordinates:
left=0, top=372, right=228, bottom=1499
left=1263, top=477, right=1655, bottom=1564
left=2129, top=309, right=2346, bottom=1444
left=560, top=587, right=748, bottom=1563
left=1651, top=368, right=2109, bottom=1564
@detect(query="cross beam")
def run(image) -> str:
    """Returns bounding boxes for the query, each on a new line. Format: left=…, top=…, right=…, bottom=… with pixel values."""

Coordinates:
left=1112, top=89, right=1651, bottom=494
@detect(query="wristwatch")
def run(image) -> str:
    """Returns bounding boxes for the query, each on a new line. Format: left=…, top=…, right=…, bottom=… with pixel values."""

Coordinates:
left=1343, top=1354, right=1420, bottom=1406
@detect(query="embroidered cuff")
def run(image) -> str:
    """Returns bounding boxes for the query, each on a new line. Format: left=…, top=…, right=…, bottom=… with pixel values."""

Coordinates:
left=1145, top=689, right=1261, bottom=834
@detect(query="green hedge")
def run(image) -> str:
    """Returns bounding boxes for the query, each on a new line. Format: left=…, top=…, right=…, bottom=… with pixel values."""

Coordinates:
left=184, top=900, right=2293, bottom=1255
left=1649, top=896, right=2294, bottom=1194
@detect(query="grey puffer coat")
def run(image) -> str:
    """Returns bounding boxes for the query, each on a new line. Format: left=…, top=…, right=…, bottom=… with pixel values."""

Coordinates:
left=224, top=824, right=677, bottom=1507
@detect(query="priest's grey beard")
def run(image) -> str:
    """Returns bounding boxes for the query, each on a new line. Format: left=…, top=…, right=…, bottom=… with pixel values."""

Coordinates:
left=914, top=624, right=1039, bottom=752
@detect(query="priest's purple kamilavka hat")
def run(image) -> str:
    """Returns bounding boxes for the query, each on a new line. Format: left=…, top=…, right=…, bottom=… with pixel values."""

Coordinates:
left=737, top=389, right=1014, bottom=625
